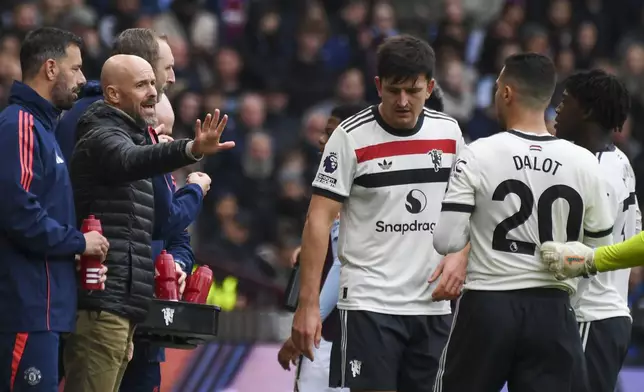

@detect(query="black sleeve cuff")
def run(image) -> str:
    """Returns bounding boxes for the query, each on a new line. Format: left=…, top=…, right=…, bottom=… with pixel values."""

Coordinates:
left=584, top=227, right=613, bottom=238
left=441, top=202, right=475, bottom=213
left=312, top=186, right=347, bottom=203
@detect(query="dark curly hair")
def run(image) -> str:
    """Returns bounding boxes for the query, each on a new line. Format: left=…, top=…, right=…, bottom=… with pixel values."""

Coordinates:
left=564, top=69, right=631, bottom=132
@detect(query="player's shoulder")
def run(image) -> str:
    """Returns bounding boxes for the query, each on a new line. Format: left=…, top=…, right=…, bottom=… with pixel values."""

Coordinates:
left=422, top=108, right=461, bottom=136
left=422, top=108, right=459, bottom=127
left=460, top=133, right=504, bottom=154
left=338, top=105, right=376, bottom=134
left=597, top=146, right=627, bottom=165
left=533, top=136, right=596, bottom=160
left=609, top=145, right=636, bottom=187
left=612, top=146, right=635, bottom=174
left=561, top=141, right=603, bottom=168
left=612, top=146, right=632, bottom=165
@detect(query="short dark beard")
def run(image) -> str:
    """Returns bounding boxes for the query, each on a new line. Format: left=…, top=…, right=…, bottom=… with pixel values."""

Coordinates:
left=51, top=75, right=75, bottom=110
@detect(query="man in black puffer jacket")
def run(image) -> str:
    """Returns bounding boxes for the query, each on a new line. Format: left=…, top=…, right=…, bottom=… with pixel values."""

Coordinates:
left=63, top=54, right=234, bottom=392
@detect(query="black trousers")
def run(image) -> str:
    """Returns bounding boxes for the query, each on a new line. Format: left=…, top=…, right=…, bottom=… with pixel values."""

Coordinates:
left=434, top=289, right=587, bottom=392
left=579, top=316, right=631, bottom=392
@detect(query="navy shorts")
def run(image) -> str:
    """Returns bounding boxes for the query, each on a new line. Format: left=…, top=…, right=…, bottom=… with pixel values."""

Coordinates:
left=0, top=331, right=60, bottom=392
left=329, top=310, right=451, bottom=391
left=579, top=316, right=631, bottom=392
left=434, top=289, right=587, bottom=392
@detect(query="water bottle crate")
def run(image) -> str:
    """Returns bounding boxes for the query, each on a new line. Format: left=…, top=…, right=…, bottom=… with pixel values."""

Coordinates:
left=136, top=299, right=221, bottom=349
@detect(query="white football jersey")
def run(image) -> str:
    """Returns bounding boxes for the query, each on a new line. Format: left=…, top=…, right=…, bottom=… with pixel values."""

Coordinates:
left=441, top=130, right=614, bottom=293
left=312, top=106, right=465, bottom=315
left=573, top=146, right=637, bottom=321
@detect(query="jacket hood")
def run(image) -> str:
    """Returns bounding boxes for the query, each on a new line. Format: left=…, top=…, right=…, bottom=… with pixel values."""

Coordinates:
left=8, top=81, right=62, bottom=131
left=77, top=100, right=148, bottom=141
left=79, top=80, right=102, bottom=99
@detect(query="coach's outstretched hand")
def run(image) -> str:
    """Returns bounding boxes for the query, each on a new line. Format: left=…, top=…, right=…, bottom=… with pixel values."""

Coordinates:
left=429, top=250, right=468, bottom=301
left=190, top=109, right=235, bottom=156
left=291, top=303, right=322, bottom=361
left=540, top=241, right=597, bottom=280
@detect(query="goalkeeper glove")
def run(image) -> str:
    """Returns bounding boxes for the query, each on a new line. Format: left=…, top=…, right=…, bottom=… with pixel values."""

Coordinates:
left=540, top=241, right=597, bottom=280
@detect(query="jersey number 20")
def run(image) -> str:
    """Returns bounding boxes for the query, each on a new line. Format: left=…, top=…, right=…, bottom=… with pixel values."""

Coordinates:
left=492, top=179, right=583, bottom=255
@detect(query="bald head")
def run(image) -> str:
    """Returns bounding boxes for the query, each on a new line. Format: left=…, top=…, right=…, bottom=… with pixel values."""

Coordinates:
left=101, top=54, right=158, bottom=126
left=101, top=54, right=153, bottom=90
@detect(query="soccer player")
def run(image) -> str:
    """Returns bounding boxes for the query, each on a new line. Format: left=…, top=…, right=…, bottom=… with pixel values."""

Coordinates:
left=553, top=69, right=635, bottom=392
left=278, top=104, right=364, bottom=392
left=432, top=53, right=615, bottom=391
left=291, top=35, right=467, bottom=392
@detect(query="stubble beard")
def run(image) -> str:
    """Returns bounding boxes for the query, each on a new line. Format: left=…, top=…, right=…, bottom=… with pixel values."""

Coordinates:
left=51, top=75, right=75, bottom=110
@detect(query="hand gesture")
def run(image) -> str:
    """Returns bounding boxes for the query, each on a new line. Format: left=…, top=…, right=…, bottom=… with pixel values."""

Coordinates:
left=277, top=338, right=301, bottom=370
left=153, top=124, right=165, bottom=136
left=175, top=262, right=187, bottom=296
left=75, top=255, right=108, bottom=290
left=191, top=109, right=235, bottom=156
left=428, top=251, right=468, bottom=301
left=291, top=302, right=321, bottom=361
left=186, top=172, right=211, bottom=195
left=83, top=231, right=109, bottom=261
left=158, top=135, right=174, bottom=143
left=540, top=241, right=597, bottom=280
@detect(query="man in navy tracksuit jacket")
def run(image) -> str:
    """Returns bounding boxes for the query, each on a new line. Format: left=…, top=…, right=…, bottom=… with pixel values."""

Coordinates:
left=0, top=28, right=110, bottom=392
left=56, top=82, right=202, bottom=391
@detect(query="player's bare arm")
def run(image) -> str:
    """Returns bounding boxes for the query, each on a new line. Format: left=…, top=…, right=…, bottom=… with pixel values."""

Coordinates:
left=292, top=195, right=342, bottom=361
left=432, top=146, right=477, bottom=300
left=429, top=244, right=470, bottom=301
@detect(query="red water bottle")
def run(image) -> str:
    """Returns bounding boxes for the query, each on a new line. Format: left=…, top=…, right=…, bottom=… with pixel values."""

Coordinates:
left=80, top=215, right=104, bottom=291
left=155, top=250, right=179, bottom=301
left=182, top=266, right=213, bottom=304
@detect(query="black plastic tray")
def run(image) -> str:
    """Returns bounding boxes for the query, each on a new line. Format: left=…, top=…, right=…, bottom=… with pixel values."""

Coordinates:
left=135, top=299, right=221, bottom=349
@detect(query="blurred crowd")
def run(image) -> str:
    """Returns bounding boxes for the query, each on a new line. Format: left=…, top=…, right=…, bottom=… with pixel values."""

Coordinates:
left=3, top=0, right=644, bottom=353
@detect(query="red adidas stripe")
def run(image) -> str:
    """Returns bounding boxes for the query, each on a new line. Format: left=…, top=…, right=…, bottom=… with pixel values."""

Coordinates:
left=18, top=111, right=25, bottom=188
left=10, top=332, right=28, bottom=390
left=355, top=139, right=457, bottom=163
left=26, top=114, right=34, bottom=191
left=18, top=111, right=35, bottom=191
